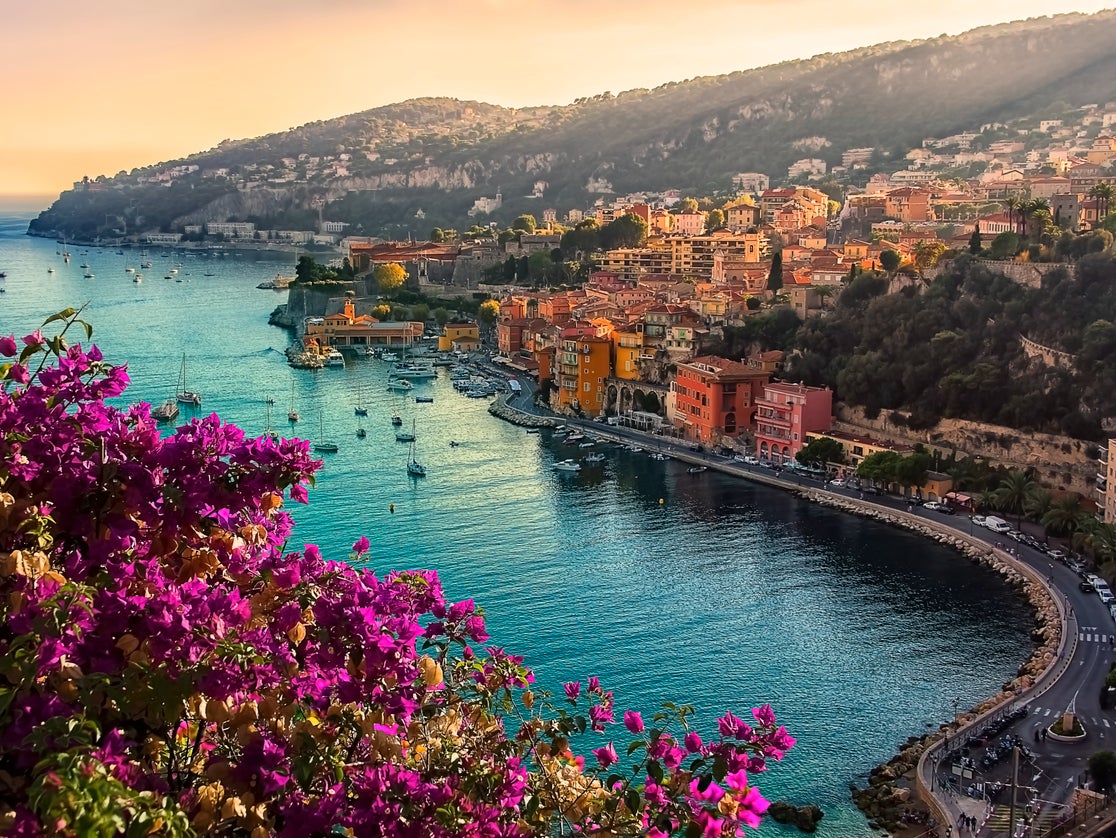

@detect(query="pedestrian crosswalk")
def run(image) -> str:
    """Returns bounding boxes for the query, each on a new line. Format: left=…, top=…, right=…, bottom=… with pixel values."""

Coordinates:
left=1078, top=631, right=1115, bottom=644
left=1026, top=705, right=1110, bottom=728
left=983, top=806, right=1059, bottom=835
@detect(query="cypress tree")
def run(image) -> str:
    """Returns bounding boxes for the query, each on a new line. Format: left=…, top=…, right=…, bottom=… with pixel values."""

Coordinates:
left=767, top=252, right=783, bottom=292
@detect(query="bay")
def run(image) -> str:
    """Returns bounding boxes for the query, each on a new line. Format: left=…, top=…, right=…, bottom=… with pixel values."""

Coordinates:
left=0, top=214, right=1034, bottom=835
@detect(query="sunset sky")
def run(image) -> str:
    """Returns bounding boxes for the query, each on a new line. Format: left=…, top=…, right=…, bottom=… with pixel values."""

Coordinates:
left=2, top=1, right=1113, bottom=205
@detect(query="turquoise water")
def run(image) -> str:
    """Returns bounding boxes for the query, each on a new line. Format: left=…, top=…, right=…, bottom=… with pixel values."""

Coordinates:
left=0, top=215, right=1034, bottom=835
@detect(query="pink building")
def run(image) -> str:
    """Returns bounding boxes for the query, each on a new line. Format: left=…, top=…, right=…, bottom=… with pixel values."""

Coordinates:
left=753, top=382, right=833, bottom=464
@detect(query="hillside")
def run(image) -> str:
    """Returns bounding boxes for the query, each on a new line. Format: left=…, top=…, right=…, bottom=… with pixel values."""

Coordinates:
left=29, top=9, right=1116, bottom=239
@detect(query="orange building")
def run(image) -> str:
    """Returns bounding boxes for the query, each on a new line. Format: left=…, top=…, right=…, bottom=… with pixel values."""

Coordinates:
left=754, top=382, right=833, bottom=464
left=672, top=356, right=770, bottom=445
left=304, top=296, right=422, bottom=349
left=555, top=331, right=611, bottom=416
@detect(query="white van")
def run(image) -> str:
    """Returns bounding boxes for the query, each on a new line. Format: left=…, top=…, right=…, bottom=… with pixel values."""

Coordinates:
left=984, top=516, right=1011, bottom=533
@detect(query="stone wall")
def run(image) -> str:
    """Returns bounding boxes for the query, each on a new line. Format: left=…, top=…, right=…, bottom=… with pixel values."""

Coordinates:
left=1019, top=333, right=1077, bottom=370
left=835, top=404, right=1098, bottom=495
left=931, top=258, right=1073, bottom=288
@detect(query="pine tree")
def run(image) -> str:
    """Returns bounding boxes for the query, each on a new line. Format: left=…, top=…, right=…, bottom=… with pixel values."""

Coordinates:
left=969, top=229, right=982, bottom=255
left=767, top=252, right=783, bottom=292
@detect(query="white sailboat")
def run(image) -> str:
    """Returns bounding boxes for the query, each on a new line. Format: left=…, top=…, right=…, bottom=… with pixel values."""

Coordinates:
left=406, top=420, right=426, bottom=476
left=263, top=402, right=280, bottom=441
left=313, top=410, right=339, bottom=453
left=354, top=383, right=368, bottom=416
left=288, top=382, right=300, bottom=423
left=176, top=354, right=201, bottom=406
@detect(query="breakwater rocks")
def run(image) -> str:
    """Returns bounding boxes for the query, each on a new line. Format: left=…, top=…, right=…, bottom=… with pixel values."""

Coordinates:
left=487, top=397, right=561, bottom=428
left=768, top=801, right=824, bottom=833
left=804, top=490, right=1062, bottom=832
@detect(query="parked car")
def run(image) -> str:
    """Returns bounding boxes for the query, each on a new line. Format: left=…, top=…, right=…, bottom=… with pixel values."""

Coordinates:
left=1100, top=590, right=1116, bottom=605
left=1081, top=580, right=1097, bottom=592
left=1048, top=549, right=1067, bottom=561
left=923, top=501, right=945, bottom=512
left=1068, top=561, right=1087, bottom=574
left=829, top=478, right=847, bottom=488
left=972, top=515, right=988, bottom=527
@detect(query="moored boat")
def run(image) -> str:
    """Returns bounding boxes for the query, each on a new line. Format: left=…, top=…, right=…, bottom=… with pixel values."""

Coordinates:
left=152, top=399, right=179, bottom=423
left=553, top=459, right=582, bottom=472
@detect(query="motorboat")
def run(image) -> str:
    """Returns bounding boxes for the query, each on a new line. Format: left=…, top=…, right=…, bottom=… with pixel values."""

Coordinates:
left=415, top=396, right=434, bottom=403
left=526, top=428, right=540, bottom=434
left=565, top=433, right=586, bottom=444
left=387, top=379, right=413, bottom=392
left=553, top=459, right=582, bottom=472
left=687, top=466, right=708, bottom=474
left=395, top=428, right=416, bottom=443
left=585, top=453, right=606, bottom=463
left=578, top=441, right=595, bottom=448
left=390, top=363, right=436, bottom=380
left=325, top=349, right=345, bottom=368
left=650, top=453, right=670, bottom=461
left=391, top=414, right=403, bottom=426
left=152, top=399, right=179, bottom=423
left=364, top=347, right=378, bottom=356
left=381, top=351, right=400, bottom=362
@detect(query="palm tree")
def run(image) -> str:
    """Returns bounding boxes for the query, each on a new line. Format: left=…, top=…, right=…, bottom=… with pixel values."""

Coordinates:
left=1040, top=494, right=1085, bottom=537
left=1004, top=196, right=1023, bottom=237
left=1023, top=198, right=1051, bottom=239
left=992, top=470, right=1039, bottom=525
left=1073, top=519, right=1116, bottom=566
left=1024, top=488, right=1052, bottom=522
left=1089, top=183, right=1115, bottom=227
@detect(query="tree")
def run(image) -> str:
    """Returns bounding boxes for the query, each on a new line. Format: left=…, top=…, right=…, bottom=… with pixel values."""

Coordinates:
left=433, top=306, right=449, bottom=327
left=678, top=197, right=699, bottom=213
left=767, top=252, right=783, bottom=292
left=478, top=299, right=500, bottom=325
left=411, top=303, right=430, bottom=324
left=0, top=312, right=793, bottom=838
left=993, top=470, right=1039, bottom=525
left=879, top=249, right=900, bottom=275
left=560, top=219, right=601, bottom=256
left=968, top=229, right=983, bottom=254
left=796, top=437, right=845, bottom=467
left=371, top=303, right=391, bottom=320
left=989, top=231, right=1020, bottom=260
left=295, top=255, right=318, bottom=283
left=704, top=209, right=725, bottom=233
left=913, top=240, right=947, bottom=277
left=512, top=214, right=537, bottom=234
left=1090, top=183, right=1115, bottom=225
left=600, top=213, right=648, bottom=250
left=430, top=227, right=445, bottom=242
left=1041, top=494, right=1085, bottom=537
left=1091, top=751, right=1116, bottom=793
left=374, top=262, right=407, bottom=295
left=1004, top=195, right=1023, bottom=237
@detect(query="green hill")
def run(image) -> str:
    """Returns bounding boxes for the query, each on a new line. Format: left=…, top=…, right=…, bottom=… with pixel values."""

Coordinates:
left=29, top=9, right=1116, bottom=239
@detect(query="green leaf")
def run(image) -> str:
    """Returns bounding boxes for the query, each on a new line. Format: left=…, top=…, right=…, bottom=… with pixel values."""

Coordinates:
left=712, top=755, right=727, bottom=782
left=689, top=757, right=706, bottom=772
left=42, top=308, right=77, bottom=327
left=625, top=787, right=641, bottom=815
left=575, top=716, right=586, bottom=734
left=647, top=760, right=664, bottom=784
left=627, top=740, right=644, bottom=755
left=606, top=773, right=621, bottom=789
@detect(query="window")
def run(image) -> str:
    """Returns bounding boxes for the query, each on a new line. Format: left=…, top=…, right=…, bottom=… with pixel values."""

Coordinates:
left=583, top=383, right=590, bottom=392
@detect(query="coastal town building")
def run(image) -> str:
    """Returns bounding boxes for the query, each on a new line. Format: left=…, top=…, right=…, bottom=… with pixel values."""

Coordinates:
left=304, top=296, right=423, bottom=351
left=753, top=382, right=833, bottom=464
left=555, top=331, right=611, bottom=416
left=671, top=356, right=770, bottom=446
left=438, top=323, right=480, bottom=352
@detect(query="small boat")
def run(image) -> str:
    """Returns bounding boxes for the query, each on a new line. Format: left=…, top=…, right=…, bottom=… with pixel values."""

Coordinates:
left=354, top=384, right=368, bottom=416
left=390, top=363, right=436, bottom=380
left=406, top=422, right=426, bottom=477
left=152, top=399, right=179, bottom=423
left=381, top=351, right=399, bottom=362
left=125, top=266, right=135, bottom=273
left=391, top=414, right=403, bottom=426
left=356, top=427, right=367, bottom=439
left=84, top=273, right=95, bottom=279
left=395, top=428, right=416, bottom=443
left=415, top=396, right=434, bottom=404
left=79, top=263, right=90, bottom=269
left=203, top=272, right=216, bottom=277
left=565, top=433, right=586, bottom=444
left=579, top=441, right=595, bottom=448
left=585, top=453, right=606, bottom=463
left=650, top=453, right=670, bottom=461
left=325, top=349, right=345, bottom=368
left=262, top=403, right=280, bottom=442
left=364, top=347, right=378, bottom=356
left=47, top=267, right=55, bottom=274
left=387, top=378, right=413, bottom=392
left=553, top=459, right=582, bottom=472
left=449, top=440, right=459, bottom=448
left=176, top=354, right=202, bottom=406
left=526, top=428, right=540, bottom=434
left=288, top=382, right=300, bottom=423
left=133, top=275, right=142, bottom=283
left=687, top=466, right=708, bottom=474
left=313, top=410, right=339, bottom=453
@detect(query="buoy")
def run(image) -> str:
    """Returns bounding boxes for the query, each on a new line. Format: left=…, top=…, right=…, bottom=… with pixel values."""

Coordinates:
left=389, top=503, right=395, bottom=514
left=659, top=498, right=664, bottom=505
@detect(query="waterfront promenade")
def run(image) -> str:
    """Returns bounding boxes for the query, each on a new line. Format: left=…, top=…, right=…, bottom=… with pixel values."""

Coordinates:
left=482, top=366, right=1114, bottom=837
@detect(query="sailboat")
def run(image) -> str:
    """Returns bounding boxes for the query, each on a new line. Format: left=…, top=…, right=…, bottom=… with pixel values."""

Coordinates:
left=263, top=402, right=280, bottom=442
left=389, top=388, right=403, bottom=426
left=313, top=410, right=339, bottom=453
left=354, top=383, right=368, bottom=416
left=176, top=354, right=201, bottom=405
left=288, top=382, right=300, bottom=423
left=406, top=420, right=426, bottom=476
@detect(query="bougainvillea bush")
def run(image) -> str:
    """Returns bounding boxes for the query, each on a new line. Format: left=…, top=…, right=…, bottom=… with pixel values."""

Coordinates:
left=0, top=310, right=793, bottom=837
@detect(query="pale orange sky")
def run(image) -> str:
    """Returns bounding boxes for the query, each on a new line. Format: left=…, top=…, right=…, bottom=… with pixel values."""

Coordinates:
left=2, top=0, right=1112, bottom=203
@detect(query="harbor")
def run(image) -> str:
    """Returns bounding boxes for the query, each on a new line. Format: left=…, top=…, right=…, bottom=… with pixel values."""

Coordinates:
left=0, top=218, right=1038, bottom=836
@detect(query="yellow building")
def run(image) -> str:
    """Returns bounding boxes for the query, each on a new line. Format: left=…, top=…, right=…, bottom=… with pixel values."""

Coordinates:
left=304, top=297, right=423, bottom=349
left=556, top=335, right=612, bottom=415
left=612, top=328, right=644, bottom=380
left=438, top=322, right=479, bottom=352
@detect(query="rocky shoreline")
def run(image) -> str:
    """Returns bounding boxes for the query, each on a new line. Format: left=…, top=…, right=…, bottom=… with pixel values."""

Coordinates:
left=805, top=491, right=1059, bottom=833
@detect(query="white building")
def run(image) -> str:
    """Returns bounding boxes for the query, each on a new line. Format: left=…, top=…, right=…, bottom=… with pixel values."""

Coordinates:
left=787, top=158, right=826, bottom=179
left=731, top=172, right=770, bottom=194
left=206, top=222, right=256, bottom=238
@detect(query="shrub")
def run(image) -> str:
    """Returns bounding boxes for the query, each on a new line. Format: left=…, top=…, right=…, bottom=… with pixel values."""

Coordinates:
left=0, top=310, right=792, bottom=836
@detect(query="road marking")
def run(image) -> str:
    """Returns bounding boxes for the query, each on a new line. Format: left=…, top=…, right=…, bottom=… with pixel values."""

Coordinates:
left=1105, top=719, right=1111, bottom=728
left=1044, top=709, right=1052, bottom=716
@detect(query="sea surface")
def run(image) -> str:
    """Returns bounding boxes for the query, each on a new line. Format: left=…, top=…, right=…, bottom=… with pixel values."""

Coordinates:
left=0, top=214, right=1034, bottom=835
